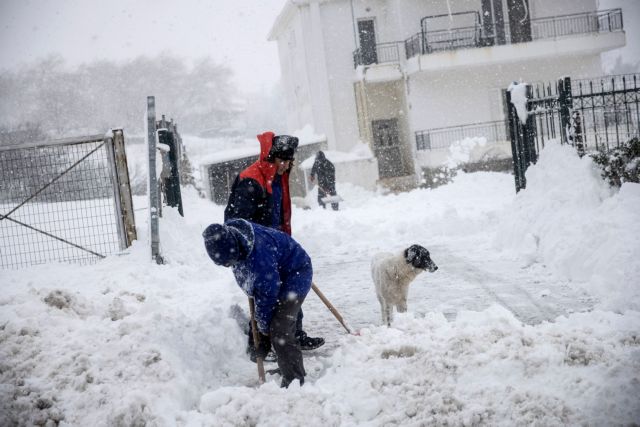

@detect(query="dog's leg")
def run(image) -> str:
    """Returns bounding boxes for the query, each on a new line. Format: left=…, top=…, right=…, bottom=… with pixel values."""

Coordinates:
left=380, top=299, right=389, bottom=326
left=397, top=299, right=407, bottom=313
left=385, top=304, right=393, bottom=327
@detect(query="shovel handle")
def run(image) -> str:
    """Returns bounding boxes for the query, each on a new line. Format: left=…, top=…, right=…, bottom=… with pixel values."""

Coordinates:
left=248, top=298, right=266, bottom=383
left=311, top=283, right=352, bottom=334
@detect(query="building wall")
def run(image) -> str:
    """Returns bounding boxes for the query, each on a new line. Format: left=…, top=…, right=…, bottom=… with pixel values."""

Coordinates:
left=276, top=11, right=315, bottom=134
left=363, top=80, right=415, bottom=175
left=406, top=54, right=602, bottom=133
left=528, top=0, right=597, bottom=19
left=319, top=1, right=361, bottom=151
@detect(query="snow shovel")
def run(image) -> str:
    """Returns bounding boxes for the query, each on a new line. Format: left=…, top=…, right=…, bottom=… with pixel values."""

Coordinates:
left=311, top=283, right=356, bottom=335
left=248, top=298, right=266, bottom=384
left=317, top=185, right=343, bottom=205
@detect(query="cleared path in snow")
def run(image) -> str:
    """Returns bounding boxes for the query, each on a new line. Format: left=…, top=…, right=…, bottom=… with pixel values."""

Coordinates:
left=298, top=237, right=596, bottom=371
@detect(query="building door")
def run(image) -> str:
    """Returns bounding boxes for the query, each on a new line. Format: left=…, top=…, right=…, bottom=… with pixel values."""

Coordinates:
left=481, top=0, right=506, bottom=45
left=507, top=0, right=531, bottom=43
left=358, top=19, right=377, bottom=65
left=372, top=119, right=405, bottom=178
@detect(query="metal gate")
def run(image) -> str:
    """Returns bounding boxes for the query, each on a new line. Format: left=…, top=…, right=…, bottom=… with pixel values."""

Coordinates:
left=0, top=130, right=136, bottom=269
left=505, top=74, right=640, bottom=191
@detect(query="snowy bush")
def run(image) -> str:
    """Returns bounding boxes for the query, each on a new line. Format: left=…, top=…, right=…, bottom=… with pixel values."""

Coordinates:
left=420, top=165, right=457, bottom=188
left=590, top=137, right=640, bottom=187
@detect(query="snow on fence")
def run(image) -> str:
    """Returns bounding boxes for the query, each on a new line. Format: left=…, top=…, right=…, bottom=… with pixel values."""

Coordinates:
left=505, top=73, right=640, bottom=192
left=0, top=130, right=136, bottom=269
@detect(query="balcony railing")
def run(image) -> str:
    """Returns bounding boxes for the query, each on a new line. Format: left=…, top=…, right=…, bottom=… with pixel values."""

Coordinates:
left=405, top=8, right=623, bottom=60
left=353, top=42, right=402, bottom=68
left=416, top=120, right=508, bottom=151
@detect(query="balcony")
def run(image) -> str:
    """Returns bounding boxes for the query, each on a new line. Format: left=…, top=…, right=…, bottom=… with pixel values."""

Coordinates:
left=353, top=42, right=402, bottom=68
left=404, top=8, right=624, bottom=60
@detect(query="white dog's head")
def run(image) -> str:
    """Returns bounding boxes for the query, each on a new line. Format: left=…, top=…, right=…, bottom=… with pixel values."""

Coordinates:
left=405, top=244, right=438, bottom=272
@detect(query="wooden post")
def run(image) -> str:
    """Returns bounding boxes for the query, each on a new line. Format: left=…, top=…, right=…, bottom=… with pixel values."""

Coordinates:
left=248, top=298, right=266, bottom=384
left=311, top=283, right=353, bottom=334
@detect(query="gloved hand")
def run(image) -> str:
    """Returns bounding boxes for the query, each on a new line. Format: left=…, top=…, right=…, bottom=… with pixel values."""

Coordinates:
left=255, top=333, right=272, bottom=359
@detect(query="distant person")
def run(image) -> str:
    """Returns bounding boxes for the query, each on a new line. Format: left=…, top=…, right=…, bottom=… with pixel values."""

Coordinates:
left=309, top=151, right=339, bottom=210
left=203, top=219, right=312, bottom=388
left=224, top=131, right=324, bottom=356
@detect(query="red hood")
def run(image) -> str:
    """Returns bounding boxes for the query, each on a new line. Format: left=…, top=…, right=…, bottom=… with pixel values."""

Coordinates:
left=237, top=131, right=293, bottom=235
left=255, top=131, right=278, bottom=188
left=257, top=131, right=275, bottom=161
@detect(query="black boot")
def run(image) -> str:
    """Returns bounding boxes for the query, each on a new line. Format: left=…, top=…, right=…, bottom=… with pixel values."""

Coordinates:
left=247, top=345, right=277, bottom=363
left=295, top=331, right=325, bottom=350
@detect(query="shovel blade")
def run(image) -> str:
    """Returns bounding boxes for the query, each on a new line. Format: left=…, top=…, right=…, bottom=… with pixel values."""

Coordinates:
left=321, top=195, right=343, bottom=204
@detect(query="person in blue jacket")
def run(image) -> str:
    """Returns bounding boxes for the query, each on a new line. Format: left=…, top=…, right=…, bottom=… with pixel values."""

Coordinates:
left=224, top=132, right=324, bottom=355
left=203, top=218, right=312, bottom=388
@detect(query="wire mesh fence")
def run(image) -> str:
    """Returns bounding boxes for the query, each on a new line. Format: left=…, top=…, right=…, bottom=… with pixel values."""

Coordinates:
left=0, top=132, right=134, bottom=269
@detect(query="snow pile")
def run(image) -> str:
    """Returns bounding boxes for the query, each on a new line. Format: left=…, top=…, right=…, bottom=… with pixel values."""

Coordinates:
left=495, top=141, right=640, bottom=311
left=1, top=144, right=639, bottom=425
left=446, top=137, right=488, bottom=169
left=198, top=307, right=640, bottom=426
left=508, top=82, right=529, bottom=124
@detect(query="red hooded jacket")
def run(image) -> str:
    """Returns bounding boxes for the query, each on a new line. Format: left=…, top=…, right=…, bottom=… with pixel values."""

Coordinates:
left=224, top=131, right=293, bottom=235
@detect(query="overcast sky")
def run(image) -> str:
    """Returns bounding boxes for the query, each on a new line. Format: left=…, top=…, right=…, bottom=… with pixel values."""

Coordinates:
left=0, top=0, right=638, bottom=94
left=0, top=0, right=285, bottom=93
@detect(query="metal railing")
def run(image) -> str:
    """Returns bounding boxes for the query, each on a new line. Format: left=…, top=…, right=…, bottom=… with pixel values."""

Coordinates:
left=353, top=42, right=401, bottom=68
left=531, top=8, right=623, bottom=39
left=416, top=120, right=508, bottom=151
left=405, top=8, right=623, bottom=59
left=505, top=73, right=639, bottom=191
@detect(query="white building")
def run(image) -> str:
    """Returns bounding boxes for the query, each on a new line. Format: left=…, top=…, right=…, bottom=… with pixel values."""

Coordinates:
left=268, top=0, right=626, bottom=189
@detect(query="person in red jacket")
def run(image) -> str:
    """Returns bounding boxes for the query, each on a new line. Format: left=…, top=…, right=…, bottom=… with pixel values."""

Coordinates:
left=224, top=131, right=324, bottom=356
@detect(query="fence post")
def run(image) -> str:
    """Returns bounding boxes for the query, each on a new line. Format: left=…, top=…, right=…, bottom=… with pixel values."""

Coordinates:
left=157, top=128, right=184, bottom=216
left=147, top=96, right=163, bottom=264
left=558, top=77, right=573, bottom=146
left=504, top=84, right=535, bottom=192
left=504, top=88, right=524, bottom=192
left=110, top=129, right=137, bottom=247
left=522, top=84, right=537, bottom=166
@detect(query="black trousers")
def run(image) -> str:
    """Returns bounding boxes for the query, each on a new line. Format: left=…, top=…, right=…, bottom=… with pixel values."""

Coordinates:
left=270, top=298, right=306, bottom=387
left=318, top=188, right=339, bottom=211
left=248, top=309, right=303, bottom=346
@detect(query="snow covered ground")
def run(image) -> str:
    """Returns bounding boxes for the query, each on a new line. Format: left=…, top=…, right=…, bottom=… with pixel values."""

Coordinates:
left=1, top=141, right=639, bottom=426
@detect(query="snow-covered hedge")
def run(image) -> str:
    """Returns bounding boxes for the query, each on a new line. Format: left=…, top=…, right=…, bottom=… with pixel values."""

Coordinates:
left=590, top=137, right=640, bottom=187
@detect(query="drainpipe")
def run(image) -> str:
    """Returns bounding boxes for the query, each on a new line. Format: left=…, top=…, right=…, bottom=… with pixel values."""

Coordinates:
left=350, top=0, right=358, bottom=48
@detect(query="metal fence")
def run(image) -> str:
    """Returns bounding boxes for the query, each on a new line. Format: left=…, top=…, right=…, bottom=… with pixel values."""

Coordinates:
left=0, top=130, right=136, bottom=268
left=353, top=42, right=402, bottom=68
left=505, top=74, right=640, bottom=191
left=405, top=8, right=623, bottom=59
left=416, top=120, right=507, bottom=151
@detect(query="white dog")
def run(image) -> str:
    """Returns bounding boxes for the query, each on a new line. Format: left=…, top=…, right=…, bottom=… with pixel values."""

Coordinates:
left=371, top=244, right=438, bottom=326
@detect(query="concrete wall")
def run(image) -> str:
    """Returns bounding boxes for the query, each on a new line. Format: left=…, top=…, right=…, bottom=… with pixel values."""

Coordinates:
left=276, top=11, right=315, bottom=134
left=529, top=0, right=597, bottom=19
left=299, top=157, right=380, bottom=191
left=363, top=80, right=414, bottom=175
left=406, top=54, right=602, bottom=133
left=416, top=140, right=512, bottom=168
left=320, top=2, right=361, bottom=151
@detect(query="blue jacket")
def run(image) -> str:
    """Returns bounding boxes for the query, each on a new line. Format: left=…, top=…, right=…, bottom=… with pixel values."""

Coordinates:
left=227, top=219, right=313, bottom=333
